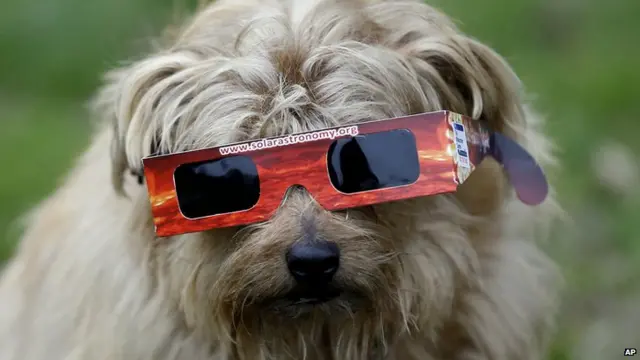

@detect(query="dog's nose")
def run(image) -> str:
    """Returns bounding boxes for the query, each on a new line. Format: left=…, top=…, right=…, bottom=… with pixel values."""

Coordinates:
left=286, top=240, right=340, bottom=286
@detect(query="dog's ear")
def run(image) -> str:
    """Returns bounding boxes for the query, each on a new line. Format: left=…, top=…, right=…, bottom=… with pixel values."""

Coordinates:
left=396, top=29, right=529, bottom=137
left=90, top=52, right=199, bottom=195
left=400, top=30, right=558, bottom=165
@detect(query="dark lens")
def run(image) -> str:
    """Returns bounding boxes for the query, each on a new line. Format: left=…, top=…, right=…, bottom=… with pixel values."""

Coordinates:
left=174, top=156, right=260, bottom=219
left=327, top=129, right=420, bottom=194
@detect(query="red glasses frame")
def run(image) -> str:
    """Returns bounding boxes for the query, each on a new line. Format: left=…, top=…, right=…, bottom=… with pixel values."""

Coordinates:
left=142, top=110, right=540, bottom=237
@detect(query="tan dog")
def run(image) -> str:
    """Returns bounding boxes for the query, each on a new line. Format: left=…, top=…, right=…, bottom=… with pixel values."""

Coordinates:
left=0, top=0, right=563, bottom=359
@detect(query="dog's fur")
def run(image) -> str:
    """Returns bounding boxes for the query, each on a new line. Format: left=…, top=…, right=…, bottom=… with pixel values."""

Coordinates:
left=0, top=0, right=563, bottom=359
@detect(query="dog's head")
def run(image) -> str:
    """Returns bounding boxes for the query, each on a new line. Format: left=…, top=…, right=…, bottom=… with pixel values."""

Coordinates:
left=92, top=0, right=555, bottom=357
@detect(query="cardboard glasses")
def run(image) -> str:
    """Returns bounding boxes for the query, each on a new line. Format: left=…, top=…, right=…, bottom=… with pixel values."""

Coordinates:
left=142, top=110, right=548, bottom=237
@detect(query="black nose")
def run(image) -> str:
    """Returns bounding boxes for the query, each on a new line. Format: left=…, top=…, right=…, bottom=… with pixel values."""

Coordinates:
left=286, top=240, right=340, bottom=286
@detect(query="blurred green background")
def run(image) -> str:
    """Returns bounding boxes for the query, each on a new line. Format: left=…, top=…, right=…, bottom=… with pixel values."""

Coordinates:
left=0, top=0, right=638, bottom=358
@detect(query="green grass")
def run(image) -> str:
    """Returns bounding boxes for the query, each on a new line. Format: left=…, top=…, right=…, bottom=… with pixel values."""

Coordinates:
left=1, top=0, right=639, bottom=358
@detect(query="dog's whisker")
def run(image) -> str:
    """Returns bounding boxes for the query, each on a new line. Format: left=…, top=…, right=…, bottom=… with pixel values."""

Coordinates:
left=237, top=293, right=254, bottom=337
left=231, top=225, right=258, bottom=243
left=395, top=287, right=422, bottom=294
left=180, top=257, right=204, bottom=312
left=339, top=300, right=356, bottom=322
left=165, top=252, right=202, bottom=266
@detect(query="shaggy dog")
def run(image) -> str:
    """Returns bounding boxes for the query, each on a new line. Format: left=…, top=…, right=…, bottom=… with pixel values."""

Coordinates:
left=0, top=0, right=563, bottom=359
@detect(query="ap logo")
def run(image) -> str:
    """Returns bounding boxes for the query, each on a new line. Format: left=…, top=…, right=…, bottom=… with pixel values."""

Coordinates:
left=624, top=348, right=637, bottom=356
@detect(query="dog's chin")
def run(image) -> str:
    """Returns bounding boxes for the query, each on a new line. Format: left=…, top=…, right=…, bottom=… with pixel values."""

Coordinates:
left=259, top=285, right=369, bottom=319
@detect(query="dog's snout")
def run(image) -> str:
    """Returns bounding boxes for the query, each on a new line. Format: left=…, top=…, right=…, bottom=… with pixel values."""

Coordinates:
left=286, top=240, right=340, bottom=285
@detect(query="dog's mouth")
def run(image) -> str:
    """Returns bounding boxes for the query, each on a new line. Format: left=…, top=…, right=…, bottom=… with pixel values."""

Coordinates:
left=285, top=286, right=342, bottom=306
left=258, top=285, right=368, bottom=317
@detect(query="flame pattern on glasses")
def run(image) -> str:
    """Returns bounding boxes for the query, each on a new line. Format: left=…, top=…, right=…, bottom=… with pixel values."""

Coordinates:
left=142, top=111, right=490, bottom=237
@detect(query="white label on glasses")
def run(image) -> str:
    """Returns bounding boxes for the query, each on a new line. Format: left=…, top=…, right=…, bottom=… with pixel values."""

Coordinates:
left=452, top=122, right=471, bottom=169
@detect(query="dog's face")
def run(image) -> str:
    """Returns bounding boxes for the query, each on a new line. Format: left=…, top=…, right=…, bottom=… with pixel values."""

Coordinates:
left=96, top=0, right=535, bottom=356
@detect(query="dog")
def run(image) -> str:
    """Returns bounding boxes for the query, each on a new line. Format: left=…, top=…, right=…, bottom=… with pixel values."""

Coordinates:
left=0, top=0, right=563, bottom=359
